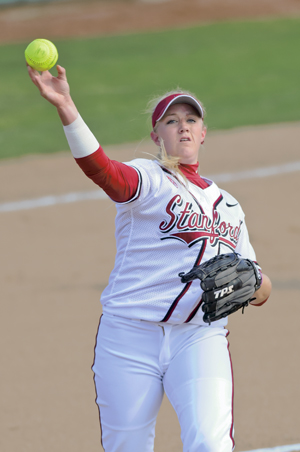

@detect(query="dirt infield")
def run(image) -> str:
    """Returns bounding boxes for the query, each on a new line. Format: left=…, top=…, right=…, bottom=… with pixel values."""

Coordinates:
left=1, top=0, right=300, bottom=44
left=2, top=123, right=300, bottom=452
left=1, top=1, right=300, bottom=451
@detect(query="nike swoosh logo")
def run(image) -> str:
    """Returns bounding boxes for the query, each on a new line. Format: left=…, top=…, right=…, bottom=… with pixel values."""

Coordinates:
left=226, top=202, right=239, bottom=207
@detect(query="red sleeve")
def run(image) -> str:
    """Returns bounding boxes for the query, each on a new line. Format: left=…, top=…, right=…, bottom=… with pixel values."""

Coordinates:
left=75, top=146, right=139, bottom=203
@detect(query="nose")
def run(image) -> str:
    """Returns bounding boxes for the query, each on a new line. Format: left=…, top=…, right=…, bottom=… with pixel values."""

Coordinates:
left=179, top=120, right=190, bottom=133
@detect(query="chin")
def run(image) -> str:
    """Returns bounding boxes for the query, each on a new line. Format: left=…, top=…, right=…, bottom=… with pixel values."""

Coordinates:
left=178, top=152, right=198, bottom=164
left=178, top=157, right=198, bottom=165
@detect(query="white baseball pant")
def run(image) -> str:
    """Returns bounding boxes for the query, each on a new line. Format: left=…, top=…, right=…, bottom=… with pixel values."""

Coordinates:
left=92, top=313, right=234, bottom=452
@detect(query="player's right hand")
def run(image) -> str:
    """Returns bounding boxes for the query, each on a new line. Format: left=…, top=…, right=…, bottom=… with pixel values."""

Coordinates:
left=27, top=64, right=79, bottom=125
left=27, top=64, right=71, bottom=108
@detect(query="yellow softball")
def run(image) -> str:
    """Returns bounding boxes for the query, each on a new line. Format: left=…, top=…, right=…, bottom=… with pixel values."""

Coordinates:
left=25, top=39, right=58, bottom=72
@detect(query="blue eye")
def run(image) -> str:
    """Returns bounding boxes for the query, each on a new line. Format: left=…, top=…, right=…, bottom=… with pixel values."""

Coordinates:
left=166, top=119, right=176, bottom=124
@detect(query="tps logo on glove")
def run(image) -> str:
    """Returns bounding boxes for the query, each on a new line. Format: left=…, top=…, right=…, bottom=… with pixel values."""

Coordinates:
left=214, top=285, right=234, bottom=299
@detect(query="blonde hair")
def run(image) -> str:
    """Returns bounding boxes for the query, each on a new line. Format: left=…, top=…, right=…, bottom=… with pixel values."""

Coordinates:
left=145, top=88, right=206, bottom=178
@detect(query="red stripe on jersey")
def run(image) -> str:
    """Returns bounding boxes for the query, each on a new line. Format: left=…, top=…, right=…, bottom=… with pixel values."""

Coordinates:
left=161, top=281, right=193, bottom=323
left=184, top=298, right=203, bottom=323
left=75, top=146, right=139, bottom=203
left=213, top=194, right=223, bottom=209
left=162, top=240, right=207, bottom=323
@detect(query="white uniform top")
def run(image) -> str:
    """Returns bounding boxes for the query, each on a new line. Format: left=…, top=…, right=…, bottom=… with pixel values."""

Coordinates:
left=101, top=158, right=256, bottom=326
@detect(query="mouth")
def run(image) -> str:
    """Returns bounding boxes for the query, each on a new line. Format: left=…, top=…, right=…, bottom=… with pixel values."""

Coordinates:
left=180, top=137, right=191, bottom=142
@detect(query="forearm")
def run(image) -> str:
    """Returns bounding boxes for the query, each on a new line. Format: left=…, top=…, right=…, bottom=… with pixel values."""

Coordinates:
left=63, top=115, right=139, bottom=202
left=57, top=95, right=79, bottom=126
left=250, top=273, right=272, bottom=306
left=63, top=113, right=99, bottom=158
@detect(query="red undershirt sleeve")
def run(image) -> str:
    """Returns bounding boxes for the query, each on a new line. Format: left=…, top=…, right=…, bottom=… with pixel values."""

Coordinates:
left=75, top=146, right=139, bottom=203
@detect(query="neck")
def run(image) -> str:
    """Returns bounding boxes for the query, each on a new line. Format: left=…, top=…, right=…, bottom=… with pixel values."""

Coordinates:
left=179, top=161, right=199, bottom=172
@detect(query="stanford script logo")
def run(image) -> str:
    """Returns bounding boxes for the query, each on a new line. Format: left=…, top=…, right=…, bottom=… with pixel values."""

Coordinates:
left=159, top=194, right=242, bottom=248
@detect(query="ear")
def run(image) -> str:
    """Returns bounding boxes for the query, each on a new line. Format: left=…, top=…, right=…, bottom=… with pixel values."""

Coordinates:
left=201, top=126, right=207, bottom=144
left=150, top=130, right=160, bottom=147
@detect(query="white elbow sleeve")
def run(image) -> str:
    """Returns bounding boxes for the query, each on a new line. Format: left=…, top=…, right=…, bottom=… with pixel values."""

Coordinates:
left=63, top=114, right=100, bottom=158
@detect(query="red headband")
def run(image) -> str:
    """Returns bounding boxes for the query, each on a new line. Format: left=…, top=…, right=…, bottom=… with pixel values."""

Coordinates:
left=152, top=94, right=204, bottom=128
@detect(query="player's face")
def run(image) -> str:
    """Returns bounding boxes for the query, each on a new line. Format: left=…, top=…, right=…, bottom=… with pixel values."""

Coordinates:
left=151, top=103, right=206, bottom=164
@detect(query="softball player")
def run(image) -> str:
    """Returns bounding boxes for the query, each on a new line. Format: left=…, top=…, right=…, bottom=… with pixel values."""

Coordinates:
left=27, top=64, right=272, bottom=452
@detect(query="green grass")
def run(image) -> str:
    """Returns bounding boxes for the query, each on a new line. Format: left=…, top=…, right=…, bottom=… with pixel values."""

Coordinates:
left=1, top=17, right=300, bottom=159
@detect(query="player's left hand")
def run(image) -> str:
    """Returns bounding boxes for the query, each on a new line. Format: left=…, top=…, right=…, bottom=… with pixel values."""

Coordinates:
left=179, top=253, right=262, bottom=324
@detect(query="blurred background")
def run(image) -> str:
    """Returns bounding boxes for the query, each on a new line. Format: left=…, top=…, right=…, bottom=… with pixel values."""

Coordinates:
left=1, top=0, right=300, bottom=160
left=1, top=1, right=300, bottom=452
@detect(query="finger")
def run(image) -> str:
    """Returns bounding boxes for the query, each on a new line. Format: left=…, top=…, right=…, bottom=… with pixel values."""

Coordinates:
left=202, top=290, right=217, bottom=304
left=40, top=70, right=52, bottom=81
left=26, top=64, right=41, bottom=86
left=56, top=65, right=67, bottom=80
left=202, top=300, right=217, bottom=313
left=26, top=63, right=39, bottom=77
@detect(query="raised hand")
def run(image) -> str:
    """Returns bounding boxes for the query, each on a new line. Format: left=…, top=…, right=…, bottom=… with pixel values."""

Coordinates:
left=27, top=64, right=70, bottom=106
left=27, top=64, right=78, bottom=125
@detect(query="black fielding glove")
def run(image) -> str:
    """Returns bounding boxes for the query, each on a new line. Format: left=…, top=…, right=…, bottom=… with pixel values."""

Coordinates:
left=179, top=253, right=262, bottom=324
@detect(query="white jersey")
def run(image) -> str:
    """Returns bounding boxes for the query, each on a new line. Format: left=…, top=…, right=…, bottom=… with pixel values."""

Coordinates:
left=101, top=158, right=256, bottom=326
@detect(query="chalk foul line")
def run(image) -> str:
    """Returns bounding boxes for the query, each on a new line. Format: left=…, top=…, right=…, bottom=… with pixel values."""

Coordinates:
left=241, top=444, right=300, bottom=452
left=208, top=160, right=300, bottom=184
left=1, top=160, right=300, bottom=213
left=0, top=190, right=108, bottom=213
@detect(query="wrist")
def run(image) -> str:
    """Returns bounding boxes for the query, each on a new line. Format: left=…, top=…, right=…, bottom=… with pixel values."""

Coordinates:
left=250, top=273, right=272, bottom=306
left=57, top=97, right=78, bottom=126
